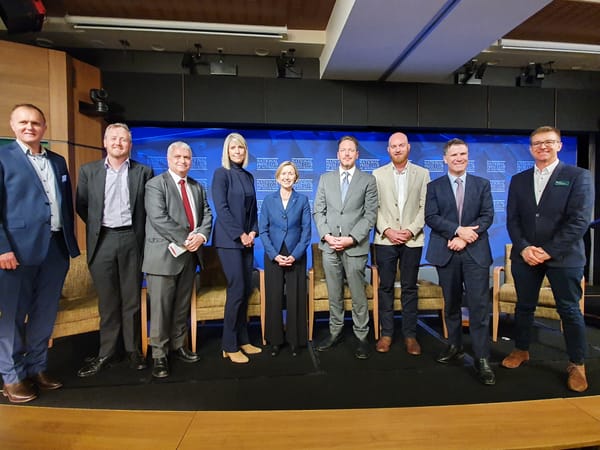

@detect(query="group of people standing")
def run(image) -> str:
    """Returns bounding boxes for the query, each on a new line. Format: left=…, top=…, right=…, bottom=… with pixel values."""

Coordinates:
left=0, top=102, right=593, bottom=405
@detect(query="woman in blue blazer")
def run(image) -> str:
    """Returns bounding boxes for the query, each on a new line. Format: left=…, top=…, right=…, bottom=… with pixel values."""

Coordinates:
left=212, top=133, right=261, bottom=364
left=259, top=161, right=312, bottom=356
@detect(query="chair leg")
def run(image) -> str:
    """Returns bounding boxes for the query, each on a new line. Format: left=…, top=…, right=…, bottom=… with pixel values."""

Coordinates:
left=189, top=280, right=197, bottom=353
left=141, top=287, right=148, bottom=358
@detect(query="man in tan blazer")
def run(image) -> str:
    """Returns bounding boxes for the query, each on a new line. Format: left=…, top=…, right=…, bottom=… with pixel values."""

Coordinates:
left=372, top=132, right=430, bottom=355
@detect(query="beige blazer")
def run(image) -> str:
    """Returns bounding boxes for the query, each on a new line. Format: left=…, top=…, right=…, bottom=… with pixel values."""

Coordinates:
left=372, top=161, right=429, bottom=247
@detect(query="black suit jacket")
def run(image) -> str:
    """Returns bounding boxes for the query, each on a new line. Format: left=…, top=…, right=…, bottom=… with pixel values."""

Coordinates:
left=425, top=173, right=493, bottom=268
left=76, top=158, right=154, bottom=263
left=507, top=161, right=593, bottom=267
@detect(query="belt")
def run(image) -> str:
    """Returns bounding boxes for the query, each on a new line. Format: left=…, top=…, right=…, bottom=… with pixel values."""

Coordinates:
left=102, top=226, right=133, bottom=232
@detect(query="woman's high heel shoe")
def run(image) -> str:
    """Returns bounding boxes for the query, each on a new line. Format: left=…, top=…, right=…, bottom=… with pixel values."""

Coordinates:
left=240, top=343, right=262, bottom=355
left=222, top=350, right=249, bottom=364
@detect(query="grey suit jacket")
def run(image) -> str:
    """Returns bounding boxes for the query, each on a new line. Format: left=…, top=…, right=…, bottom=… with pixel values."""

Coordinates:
left=142, top=172, right=213, bottom=276
left=76, top=159, right=153, bottom=264
left=313, top=167, right=378, bottom=256
left=372, top=161, right=429, bottom=247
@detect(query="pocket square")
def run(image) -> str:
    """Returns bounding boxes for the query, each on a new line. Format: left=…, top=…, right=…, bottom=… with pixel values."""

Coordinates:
left=61, top=174, right=67, bottom=182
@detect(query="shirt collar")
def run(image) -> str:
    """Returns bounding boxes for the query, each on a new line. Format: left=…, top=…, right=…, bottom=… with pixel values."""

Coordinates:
left=339, top=166, right=356, bottom=177
left=17, top=139, right=47, bottom=157
left=535, top=158, right=559, bottom=175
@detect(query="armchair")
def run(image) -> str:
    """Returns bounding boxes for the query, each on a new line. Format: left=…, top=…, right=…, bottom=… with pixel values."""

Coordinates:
left=492, top=244, right=585, bottom=342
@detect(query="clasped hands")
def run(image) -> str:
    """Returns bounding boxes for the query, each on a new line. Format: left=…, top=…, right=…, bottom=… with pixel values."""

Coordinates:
left=274, top=254, right=296, bottom=267
left=324, top=234, right=354, bottom=252
left=240, top=231, right=256, bottom=248
left=447, top=225, right=479, bottom=251
left=521, top=245, right=550, bottom=266
left=0, top=251, right=19, bottom=270
left=183, top=233, right=206, bottom=252
left=383, top=228, right=413, bottom=245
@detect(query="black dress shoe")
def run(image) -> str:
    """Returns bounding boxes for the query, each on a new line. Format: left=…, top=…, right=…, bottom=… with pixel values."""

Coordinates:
left=30, top=372, right=62, bottom=390
left=316, top=333, right=343, bottom=352
left=128, top=351, right=147, bottom=370
left=436, top=345, right=465, bottom=364
left=152, top=357, right=169, bottom=378
left=77, top=355, right=113, bottom=377
left=290, top=345, right=300, bottom=357
left=355, top=339, right=371, bottom=360
left=270, top=345, right=280, bottom=357
left=475, top=358, right=496, bottom=385
left=173, top=347, right=200, bottom=363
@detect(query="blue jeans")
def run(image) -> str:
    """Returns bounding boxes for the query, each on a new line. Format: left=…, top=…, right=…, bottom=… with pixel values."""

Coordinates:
left=511, top=262, right=586, bottom=364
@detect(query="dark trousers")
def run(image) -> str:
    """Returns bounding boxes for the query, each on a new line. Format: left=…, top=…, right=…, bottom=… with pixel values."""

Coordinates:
left=512, top=261, right=586, bottom=364
left=88, top=228, right=142, bottom=357
left=375, top=244, right=422, bottom=338
left=218, top=247, right=254, bottom=352
left=263, top=248, right=307, bottom=348
left=436, top=251, right=491, bottom=359
left=0, top=233, right=69, bottom=384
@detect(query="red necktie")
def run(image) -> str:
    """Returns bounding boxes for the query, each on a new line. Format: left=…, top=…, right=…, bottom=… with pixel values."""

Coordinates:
left=179, top=179, right=194, bottom=230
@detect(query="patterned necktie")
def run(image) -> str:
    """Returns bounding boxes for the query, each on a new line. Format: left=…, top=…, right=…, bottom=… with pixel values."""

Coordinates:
left=179, top=179, right=195, bottom=230
left=341, top=171, right=349, bottom=203
left=455, top=177, right=464, bottom=225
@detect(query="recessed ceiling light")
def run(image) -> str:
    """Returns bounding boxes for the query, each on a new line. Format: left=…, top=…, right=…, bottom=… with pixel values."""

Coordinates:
left=255, top=48, right=270, bottom=56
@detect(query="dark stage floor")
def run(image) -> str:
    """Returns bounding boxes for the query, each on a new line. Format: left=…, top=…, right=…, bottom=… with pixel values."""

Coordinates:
left=14, top=314, right=600, bottom=411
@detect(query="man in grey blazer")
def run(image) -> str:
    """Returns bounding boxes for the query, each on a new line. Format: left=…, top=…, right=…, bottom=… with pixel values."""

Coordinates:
left=76, top=123, right=153, bottom=377
left=143, top=141, right=212, bottom=378
left=373, top=132, right=430, bottom=355
left=313, top=136, right=378, bottom=359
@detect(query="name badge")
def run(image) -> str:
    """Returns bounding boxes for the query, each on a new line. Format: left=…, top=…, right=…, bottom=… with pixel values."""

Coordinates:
left=554, top=180, right=570, bottom=186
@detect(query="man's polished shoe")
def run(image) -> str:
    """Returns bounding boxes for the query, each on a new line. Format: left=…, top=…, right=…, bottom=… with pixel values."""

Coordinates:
left=270, top=345, right=280, bottom=357
left=152, top=357, right=169, bottom=378
left=77, top=355, right=113, bottom=377
left=474, top=358, right=496, bottom=385
left=2, top=381, right=38, bottom=403
left=436, top=345, right=465, bottom=364
left=376, top=336, right=392, bottom=353
left=29, top=372, right=62, bottom=390
left=316, top=333, right=343, bottom=352
left=501, top=349, right=530, bottom=369
left=173, top=347, right=200, bottom=363
left=405, top=337, right=421, bottom=356
left=128, top=351, right=147, bottom=370
left=355, top=339, right=371, bottom=360
left=567, top=363, right=588, bottom=392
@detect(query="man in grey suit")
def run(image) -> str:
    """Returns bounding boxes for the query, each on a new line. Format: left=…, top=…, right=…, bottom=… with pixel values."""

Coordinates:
left=76, top=123, right=153, bottom=377
left=143, top=141, right=212, bottom=378
left=314, top=135, right=378, bottom=359
left=373, top=132, right=430, bottom=355
left=425, top=138, right=495, bottom=385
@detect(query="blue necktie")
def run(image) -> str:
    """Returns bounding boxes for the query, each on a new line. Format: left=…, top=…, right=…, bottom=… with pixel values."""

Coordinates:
left=341, top=171, right=349, bottom=203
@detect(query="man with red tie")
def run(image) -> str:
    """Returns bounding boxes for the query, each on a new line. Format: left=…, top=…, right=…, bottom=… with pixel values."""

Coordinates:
left=142, top=141, right=212, bottom=378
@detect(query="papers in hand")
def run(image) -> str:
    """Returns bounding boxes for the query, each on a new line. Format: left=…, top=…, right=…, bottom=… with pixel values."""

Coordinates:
left=168, top=242, right=187, bottom=258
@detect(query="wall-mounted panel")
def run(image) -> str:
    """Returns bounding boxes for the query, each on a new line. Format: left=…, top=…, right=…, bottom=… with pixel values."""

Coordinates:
left=341, top=82, right=368, bottom=127
left=418, top=84, right=488, bottom=129
left=489, top=87, right=555, bottom=130
left=103, top=72, right=183, bottom=123
left=265, top=79, right=343, bottom=126
left=367, top=83, right=418, bottom=127
left=556, top=89, right=600, bottom=132
left=183, top=76, right=265, bottom=124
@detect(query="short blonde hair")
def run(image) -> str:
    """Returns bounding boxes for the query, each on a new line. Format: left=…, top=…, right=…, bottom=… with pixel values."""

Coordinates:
left=104, top=123, right=131, bottom=141
left=275, top=161, right=299, bottom=182
left=222, top=132, right=249, bottom=169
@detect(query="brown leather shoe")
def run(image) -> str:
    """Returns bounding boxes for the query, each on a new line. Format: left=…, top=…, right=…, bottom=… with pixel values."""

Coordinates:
left=405, top=337, right=421, bottom=356
left=30, top=372, right=63, bottom=390
left=501, top=349, right=530, bottom=369
left=2, top=381, right=38, bottom=403
left=375, top=336, right=392, bottom=353
left=567, top=363, right=588, bottom=392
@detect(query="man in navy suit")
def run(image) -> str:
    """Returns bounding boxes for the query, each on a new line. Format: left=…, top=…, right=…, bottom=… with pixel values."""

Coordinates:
left=501, top=126, right=594, bottom=393
left=425, top=138, right=495, bottom=385
left=0, top=104, right=80, bottom=403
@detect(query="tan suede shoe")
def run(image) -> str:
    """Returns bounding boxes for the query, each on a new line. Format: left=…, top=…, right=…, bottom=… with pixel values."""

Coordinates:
left=501, top=349, right=530, bottom=369
left=567, top=363, right=588, bottom=392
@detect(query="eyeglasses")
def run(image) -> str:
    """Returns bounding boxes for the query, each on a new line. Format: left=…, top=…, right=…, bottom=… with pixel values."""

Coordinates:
left=531, top=140, right=560, bottom=148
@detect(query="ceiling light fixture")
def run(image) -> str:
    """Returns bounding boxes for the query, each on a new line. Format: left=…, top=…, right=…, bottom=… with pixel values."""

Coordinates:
left=499, top=39, right=600, bottom=55
left=64, top=15, right=287, bottom=39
